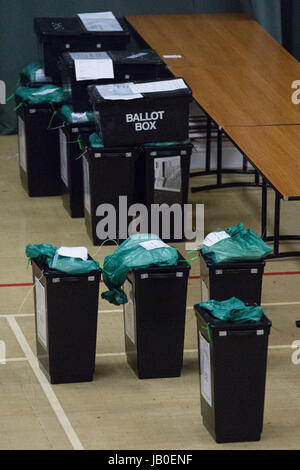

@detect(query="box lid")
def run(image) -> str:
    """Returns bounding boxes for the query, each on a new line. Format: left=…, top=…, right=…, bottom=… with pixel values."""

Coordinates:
left=34, top=16, right=130, bottom=39
left=88, top=77, right=192, bottom=103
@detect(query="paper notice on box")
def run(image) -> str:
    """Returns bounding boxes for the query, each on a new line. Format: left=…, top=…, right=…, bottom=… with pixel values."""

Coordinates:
left=202, top=231, right=230, bottom=247
left=18, top=116, right=27, bottom=173
left=131, top=78, right=187, bottom=94
left=78, top=11, right=123, bottom=31
left=96, top=82, right=142, bottom=100
left=35, top=278, right=47, bottom=351
left=57, top=246, right=88, bottom=260
left=199, top=333, right=212, bottom=407
left=70, top=52, right=114, bottom=81
left=154, top=156, right=181, bottom=192
left=139, top=240, right=169, bottom=251
left=126, top=52, right=149, bottom=59
left=83, top=156, right=91, bottom=213
left=59, top=129, right=68, bottom=187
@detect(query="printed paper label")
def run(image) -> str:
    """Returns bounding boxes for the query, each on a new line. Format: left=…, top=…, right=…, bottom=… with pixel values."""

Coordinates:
left=154, top=156, right=181, bottom=192
left=201, top=280, right=209, bottom=302
left=123, top=281, right=135, bottom=344
left=96, top=82, right=142, bottom=100
left=203, top=231, right=230, bottom=247
left=70, top=52, right=114, bottom=81
left=199, top=333, right=212, bottom=407
left=78, top=12, right=123, bottom=32
left=139, top=240, right=169, bottom=250
left=83, top=156, right=91, bottom=213
left=131, top=78, right=187, bottom=94
left=35, top=277, right=47, bottom=350
left=18, top=116, right=27, bottom=172
left=59, top=129, right=68, bottom=187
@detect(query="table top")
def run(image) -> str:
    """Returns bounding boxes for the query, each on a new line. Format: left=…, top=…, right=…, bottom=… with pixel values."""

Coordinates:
left=127, top=13, right=300, bottom=126
left=127, top=13, right=300, bottom=196
left=224, top=125, right=300, bottom=198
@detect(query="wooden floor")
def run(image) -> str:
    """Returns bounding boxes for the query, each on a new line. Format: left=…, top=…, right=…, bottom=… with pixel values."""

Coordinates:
left=1, top=134, right=300, bottom=450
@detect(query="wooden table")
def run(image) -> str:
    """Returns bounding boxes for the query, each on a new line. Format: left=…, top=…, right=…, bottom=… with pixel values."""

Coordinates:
left=126, top=13, right=300, bottom=258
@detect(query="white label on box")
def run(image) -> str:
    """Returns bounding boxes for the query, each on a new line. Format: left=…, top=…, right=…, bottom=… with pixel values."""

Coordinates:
left=139, top=240, right=169, bottom=250
left=203, top=231, right=230, bottom=247
left=70, top=52, right=114, bottom=81
left=126, top=52, right=149, bottom=59
left=154, top=156, right=181, bottom=192
left=96, top=82, right=143, bottom=100
left=201, top=280, right=209, bottom=302
left=124, top=282, right=135, bottom=344
left=18, top=116, right=27, bottom=172
left=131, top=78, right=187, bottom=94
left=35, top=277, right=47, bottom=351
left=199, top=333, right=212, bottom=407
left=83, top=156, right=91, bottom=213
left=34, top=68, right=51, bottom=82
left=57, top=246, right=88, bottom=260
left=78, top=11, right=123, bottom=31
left=59, top=129, right=68, bottom=187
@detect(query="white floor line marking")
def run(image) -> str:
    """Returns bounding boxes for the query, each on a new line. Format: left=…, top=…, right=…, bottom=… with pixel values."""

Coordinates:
left=262, top=301, right=300, bottom=307
left=3, top=299, right=300, bottom=319
left=5, top=357, right=27, bottom=362
left=0, top=313, right=34, bottom=318
left=6, top=316, right=84, bottom=451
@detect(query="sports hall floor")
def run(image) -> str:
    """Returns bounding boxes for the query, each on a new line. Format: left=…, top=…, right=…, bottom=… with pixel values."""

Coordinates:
left=0, top=133, right=300, bottom=450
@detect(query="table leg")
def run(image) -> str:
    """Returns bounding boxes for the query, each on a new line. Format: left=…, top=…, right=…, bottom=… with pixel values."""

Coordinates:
left=262, top=178, right=267, bottom=240
left=273, top=191, right=281, bottom=256
left=205, top=117, right=211, bottom=172
left=217, top=127, right=222, bottom=187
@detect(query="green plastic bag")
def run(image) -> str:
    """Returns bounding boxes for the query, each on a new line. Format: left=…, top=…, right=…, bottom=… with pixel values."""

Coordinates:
left=15, top=85, right=64, bottom=104
left=101, top=233, right=179, bottom=306
left=22, top=63, right=52, bottom=83
left=25, top=244, right=100, bottom=275
left=199, top=297, right=264, bottom=323
left=201, top=222, right=272, bottom=264
left=60, top=105, right=94, bottom=124
left=89, top=132, right=104, bottom=148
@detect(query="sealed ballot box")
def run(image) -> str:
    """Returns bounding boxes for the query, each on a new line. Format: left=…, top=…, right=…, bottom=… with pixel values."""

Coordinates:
left=88, top=77, right=192, bottom=146
left=58, top=49, right=167, bottom=112
left=82, top=134, right=139, bottom=245
left=34, top=12, right=130, bottom=81
left=56, top=106, right=96, bottom=218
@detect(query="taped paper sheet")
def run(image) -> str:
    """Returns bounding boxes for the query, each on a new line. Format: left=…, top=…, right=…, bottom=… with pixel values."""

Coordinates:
left=96, top=82, right=143, bottom=100
left=18, top=116, right=27, bottom=172
left=78, top=11, right=123, bottom=32
left=131, top=78, right=187, bottom=94
left=57, top=246, right=88, bottom=260
left=199, top=333, right=212, bottom=406
left=70, top=52, right=114, bottom=81
left=35, top=278, right=47, bottom=350
left=154, top=156, right=181, bottom=192
left=203, top=231, right=230, bottom=247
left=59, top=129, right=68, bottom=187
left=139, top=240, right=169, bottom=251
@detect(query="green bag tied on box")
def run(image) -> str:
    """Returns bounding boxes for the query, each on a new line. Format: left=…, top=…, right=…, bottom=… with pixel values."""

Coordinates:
left=16, top=85, right=64, bottom=104
left=25, top=244, right=100, bottom=275
left=201, top=222, right=272, bottom=264
left=21, top=63, right=52, bottom=83
left=199, top=297, right=264, bottom=323
left=60, top=105, right=94, bottom=124
left=89, top=132, right=104, bottom=148
left=101, top=233, right=179, bottom=306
